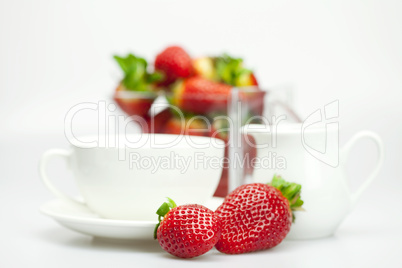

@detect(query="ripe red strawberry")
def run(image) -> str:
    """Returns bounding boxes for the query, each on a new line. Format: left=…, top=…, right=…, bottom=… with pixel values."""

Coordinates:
left=155, top=46, right=193, bottom=86
left=163, top=115, right=210, bottom=136
left=173, top=77, right=232, bottom=114
left=155, top=198, right=221, bottom=258
left=215, top=175, right=303, bottom=254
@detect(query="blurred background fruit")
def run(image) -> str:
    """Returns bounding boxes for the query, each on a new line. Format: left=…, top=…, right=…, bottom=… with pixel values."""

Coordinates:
left=141, top=108, right=172, bottom=133
left=114, top=85, right=157, bottom=118
left=154, top=46, right=193, bottom=86
left=113, top=45, right=265, bottom=197
left=163, top=115, right=210, bottom=136
left=172, top=77, right=232, bottom=115
left=193, top=57, right=216, bottom=80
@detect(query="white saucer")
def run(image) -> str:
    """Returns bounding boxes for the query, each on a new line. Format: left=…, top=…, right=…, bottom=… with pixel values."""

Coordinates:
left=40, top=197, right=224, bottom=240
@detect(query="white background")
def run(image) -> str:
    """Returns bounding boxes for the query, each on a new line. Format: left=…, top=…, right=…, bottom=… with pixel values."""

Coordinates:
left=1, top=0, right=401, bottom=267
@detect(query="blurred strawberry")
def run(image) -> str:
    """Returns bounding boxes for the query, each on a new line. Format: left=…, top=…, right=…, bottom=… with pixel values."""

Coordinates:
left=213, top=146, right=229, bottom=197
left=239, top=89, right=266, bottom=117
left=163, top=115, right=210, bottom=136
left=193, top=55, right=258, bottom=87
left=215, top=54, right=258, bottom=87
left=173, top=77, right=232, bottom=115
left=236, top=72, right=258, bottom=87
left=114, top=53, right=162, bottom=91
left=114, top=84, right=157, bottom=118
left=155, top=46, right=193, bottom=86
left=242, top=134, right=257, bottom=175
left=215, top=54, right=264, bottom=116
left=141, top=108, right=172, bottom=133
left=193, top=57, right=216, bottom=80
left=212, top=134, right=258, bottom=198
left=113, top=54, right=162, bottom=117
left=114, top=97, right=154, bottom=118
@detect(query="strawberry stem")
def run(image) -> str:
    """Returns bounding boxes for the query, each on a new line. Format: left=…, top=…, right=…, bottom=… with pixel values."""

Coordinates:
left=154, top=198, right=177, bottom=239
left=268, top=175, right=304, bottom=222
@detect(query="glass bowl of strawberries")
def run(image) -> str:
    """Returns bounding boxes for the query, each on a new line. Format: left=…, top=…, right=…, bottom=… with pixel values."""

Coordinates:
left=113, top=46, right=267, bottom=197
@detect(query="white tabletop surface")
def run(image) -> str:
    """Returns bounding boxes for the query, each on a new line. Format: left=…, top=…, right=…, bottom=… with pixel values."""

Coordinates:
left=1, top=133, right=401, bottom=268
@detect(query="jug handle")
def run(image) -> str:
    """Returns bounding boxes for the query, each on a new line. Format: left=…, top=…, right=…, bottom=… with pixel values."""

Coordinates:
left=341, top=131, right=384, bottom=207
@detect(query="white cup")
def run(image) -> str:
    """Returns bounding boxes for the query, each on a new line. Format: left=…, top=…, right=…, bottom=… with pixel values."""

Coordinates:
left=39, top=134, right=225, bottom=221
left=243, top=123, right=384, bottom=239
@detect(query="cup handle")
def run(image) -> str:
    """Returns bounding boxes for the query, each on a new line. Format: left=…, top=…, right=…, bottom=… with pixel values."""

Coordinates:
left=39, top=149, right=85, bottom=207
left=341, top=131, right=385, bottom=207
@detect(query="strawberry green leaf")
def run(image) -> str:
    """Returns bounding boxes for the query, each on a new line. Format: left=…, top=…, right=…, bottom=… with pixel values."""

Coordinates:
left=114, top=55, right=129, bottom=73
left=146, top=71, right=164, bottom=84
left=154, top=197, right=177, bottom=239
left=156, top=203, right=171, bottom=218
left=114, top=53, right=162, bottom=92
left=268, top=174, right=304, bottom=222
left=165, top=197, right=177, bottom=209
left=215, top=53, right=253, bottom=87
